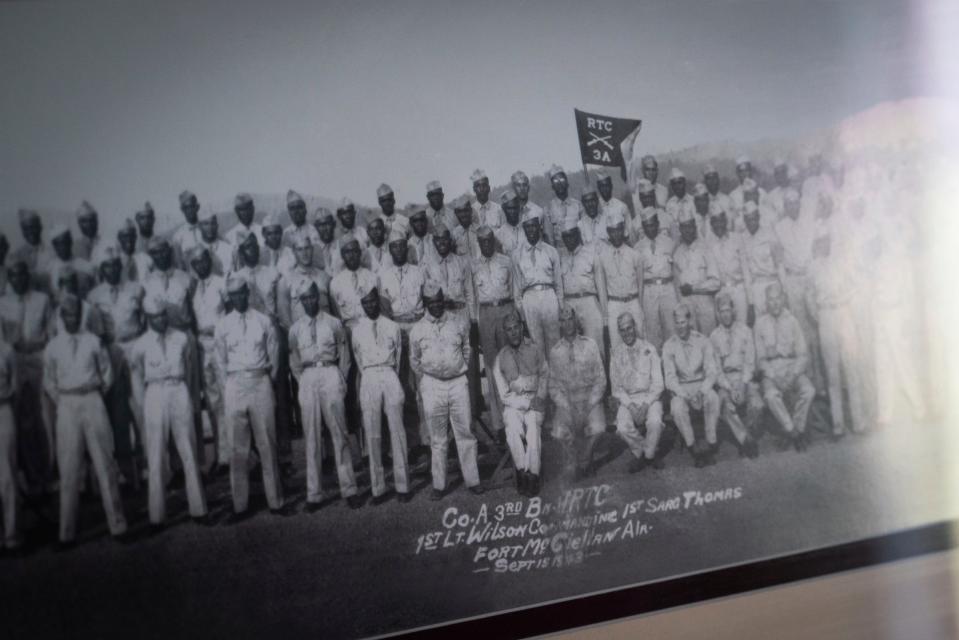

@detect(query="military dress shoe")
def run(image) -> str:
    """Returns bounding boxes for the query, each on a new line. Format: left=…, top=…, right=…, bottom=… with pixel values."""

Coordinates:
left=468, top=484, right=485, bottom=496
left=271, top=503, right=299, bottom=517
left=397, top=492, right=413, bottom=503
left=528, top=473, right=541, bottom=496
left=346, top=495, right=366, bottom=509
left=192, top=514, right=217, bottom=527
left=370, top=493, right=392, bottom=506
left=628, top=457, right=646, bottom=474
left=304, top=501, right=324, bottom=514
left=223, top=510, right=254, bottom=526
left=515, top=470, right=528, bottom=496
left=429, top=488, right=445, bottom=501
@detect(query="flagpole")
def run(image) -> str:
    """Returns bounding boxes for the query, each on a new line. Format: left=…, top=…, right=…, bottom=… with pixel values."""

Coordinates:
left=582, top=161, right=591, bottom=190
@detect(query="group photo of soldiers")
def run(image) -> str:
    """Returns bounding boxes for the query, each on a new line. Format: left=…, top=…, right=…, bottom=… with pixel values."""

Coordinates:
left=0, top=148, right=929, bottom=554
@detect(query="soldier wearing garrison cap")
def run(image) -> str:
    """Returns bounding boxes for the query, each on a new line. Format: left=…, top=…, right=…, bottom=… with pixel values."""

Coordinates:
left=703, top=164, right=735, bottom=227
left=741, top=200, right=785, bottom=316
left=74, top=201, right=103, bottom=262
left=514, top=203, right=564, bottom=360
left=707, top=202, right=752, bottom=327
left=46, top=224, right=96, bottom=301
left=595, top=171, right=631, bottom=234
left=279, top=235, right=332, bottom=330
left=12, top=209, right=54, bottom=292
left=631, top=178, right=674, bottom=241
left=637, top=154, right=669, bottom=208
left=544, top=164, right=583, bottom=246
left=195, top=210, right=234, bottom=276
left=470, top=169, right=504, bottom=230
left=134, top=201, right=157, bottom=254
left=260, top=211, right=295, bottom=273
left=766, top=158, right=795, bottom=219
left=559, top=216, right=607, bottom=360
left=634, top=204, right=678, bottom=350
left=115, top=218, right=153, bottom=284
left=406, top=207, right=439, bottom=267
left=172, top=189, right=203, bottom=269
left=494, top=189, right=525, bottom=257
left=450, top=195, right=481, bottom=260
left=666, top=168, right=697, bottom=237
left=730, top=156, right=768, bottom=213
left=221, top=193, right=263, bottom=254
left=510, top=171, right=545, bottom=239
left=362, top=217, right=390, bottom=274
left=310, top=207, right=341, bottom=274
left=374, top=182, right=410, bottom=238
left=425, top=180, right=457, bottom=233
left=334, top=197, right=370, bottom=254
left=577, top=187, right=609, bottom=247
left=597, top=208, right=644, bottom=354
left=283, top=189, right=321, bottom=251
left=673, top=204, right=721, bottom=335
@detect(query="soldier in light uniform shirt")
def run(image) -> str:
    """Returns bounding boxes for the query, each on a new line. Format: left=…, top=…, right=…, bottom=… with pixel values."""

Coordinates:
left=805, top=227, right=866, bottom=436
left=362, top=217, right=390, bottom=274
left=450, top=196, right=482, bottom=260
left=742, top=201, right=786, bottom=317
left=666, top=169, right=696, bottom=234
left=513, top=210, right=564, bottom=360
left=129, top=298, right=210, bottom=528
left=289, top=281, right=361, bottom=510
left=559, top=221, right=608, bottom=360
left=134, top=202, right=157, bottom=255
left=407, top=208, right=439, bottom=267
left=708, top=207, right=752, bottom=325
left=636, top=155, right=669, bottom=209
left=74, top=201, right=104, bottom=262
left=597, top=210, right=644, bottom=354
left=578, top=188, right=609, bottom=247
left=548, top=307, right=606, bottom=478
left=378, top=230, right=429, bottom=450
left=470, top=169, right=504, bottom=230
left=710, top=293, right=762, bottom=458
left=87, top=246, right=146, bottom=481
left=425, top=180, right=457, bottom=233
left=631, top=179, right=673, bottom=242
left=0, top=261, right=54, bottom=493
left=231, top=232, right=281, bottom=320
left=282, top=189, right=320, bottom=250
left=610, top=313, right=665, bottom=474
left=662, top=303, right=721, bottom=467
left=334, top=198, right=369, bottom=248
left=704, top=165, right=735, bottom=222
left=223, top=193, right=263, bottom=258
left=46, top=225, right=96, bottom=300
left=471, top=226, right=520, bottom=434
left=409, top=283, right=483, bottom=500
left=634, top=206, right=678, bottom=350
left=730, top=156, right=768, bottom=213
left=312, top=207, right=342, bottom=275
left=596, top=171, right=630, bottom=228
left=12, top=209, right=53, bottom=293
left=187, top=246, right=229, bottom=471
left=278, top=236, right=332, bottom=330
left=197, top=211, right=235, bottom=276
left=800, top=154, right=835, bottom=221
left=0, top=334, right=19, bottom=550
left=754, top=282, right=815, bottom=450
left=351, top=286, right=410, bottom=504
left=43, top=295, right=128, bottom=546
left=765, top=159, right=794, bottom=220
left=544, top=165, right=583, bottom=246
left=492, top=310, right=547, bottom=496
left=260, top=212, right=295, bottom=273
left=374, top=183, right=411, bottom=238
left=116, top=218, right=153, bottom=284
left=215, top=276, right=294, bottom=520
left=692, top=183, right=717, bottom=244
left=171, top=190, right=203, bottom=270
left=673, top=207, right=721, bottom=335
left=511, top=171, right=545, bottom=238
left=494, top=190, right=525, bottom=257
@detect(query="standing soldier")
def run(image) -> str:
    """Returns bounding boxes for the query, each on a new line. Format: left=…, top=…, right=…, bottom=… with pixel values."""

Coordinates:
left=673, top=208, right=721, bottom=335
left=409, top=283, right=483, bottom=500
left=278, top=236, right=332, bottom=330
left=471, top=226, right=520, bottom=435
left=610, top=313, right=665, bottom=473
left=197, top=212, right=235, bottom=276
left=334, top=198, right=369, bottom=248
left=666, top=169, right=696, bottom=232
left=806, top=227, right=866, bottom=437
left=766, top=159, right=794, bottom=220
left=800, top=154, right=834, bottom=221
left=224, top=193, right=263, bottom=256
left=511, top=171, right=544, bottom=234
left=754, top=282, right=815, bottom=450
left=188, top=246, right=229, bottom=473
left=471, top=169, right=503, bottom=230
left=632, top=179, right=673, bottom=241
left=351, top=286, right=410, bottom=504
left=425, top=181, right=456, bottom=233
left=260, top=212, right=295, bottom=273
left=171, top=190, right=203, bottom=270
left=704, top=165, right=735, bottom=221
left=692, top=184, right=714, bottom=244
left=363, top=217, right=390, bottom=274
left=513, top=211, right=564, bottom=359
left=634, top=206, right=678, bottom=350
left=559, top=221, right=607, bottom=360
left=742, top=201, right=786, bottom=319
left=47, top=225, right=96, bottom=300
left=492, top=309, right=547, bottom=496
left=635, top=155, right=669, bottom=209
left=116, top=218, right=152, bottom=284
left=378, top=230, right=428, bottom=452
left=578, top=188, right=609, bottom=247
left=215, top=276, right=294, bottom=520
left=282, top=189, right=320, bottom=249
left=730, top=156, right=767, bottom=213
left=374, top=183, right=410, bottom=238
left=74, top=201, right=103, bottom=262
left=134, top=202, right=157, bottom=254
left=0, top=333, right=20, bottom=551
left=494, top=191, right=525, bottom=257
left=548, top=307, right=606, bottom=479
left=129, top=298, right=210, bottom=529
left=544, top=165, right=583, bottom=246
left=407, top=209, right=438, bottom=266
left=662, top=303, right=722, bottom=467
left=288, top=281, right=361, bottom=510
left=12, top=209, right=53, bottom=292
left=596, top=171, right=630, bottom=227
left=597, top=210, right=644, bottom=354
left=709, top=207, right=752, bottom=325
left=312, top=208, right=341, bottom=275
left=451, top=196, right=481, bottom=260
left=710, top=292, right=762, bottom=458
left=43, top=294, right=128, bottom=547
left=0, top=261, right=53, bottom=494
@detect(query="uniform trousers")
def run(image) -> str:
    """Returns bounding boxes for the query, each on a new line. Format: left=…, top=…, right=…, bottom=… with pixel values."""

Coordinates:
left=299, top=365, right=357, bottom=502
left=818, top=305, right=867, bottom=434
left=14, top=351, right=52, bottom=492
left=717, top=377, right=764, bottom=443
left=477, top=303, right=515, bottom=431
left=224, top=372, right=282, bottom=513
left=642, top=283, right=678, bottom=350
left=502, top=403, right=542, bottom=474
left=521, top=288, right=560, bottom=360
left=55, top=391, right=128, bottom=542
left=144, top=381, right=207, bottom=523
left=420, top=374, right=479, bottom=491
left=397, top=321, right=429, bottom=448
left=564, top=295, right=605, bottom=363
left=360, top=366, right=409, bottom=496
left=615, top=398, right=664, bottom=460
left=198, top=334, right=229, bottom=465
left=551, top=390, right=605, bottom=470
left=273, top=329, right=293, bottom=463
left=0, top=402, right=19, bottom=548
left=682, top=293, right=717, bottom=337
left=669, top=381, right=721, bottom=446
left=448, top=306, right=484, bottom=421
left=607, top=297, right=644, bottom=353
left=760, top=360, right=815, bottom=434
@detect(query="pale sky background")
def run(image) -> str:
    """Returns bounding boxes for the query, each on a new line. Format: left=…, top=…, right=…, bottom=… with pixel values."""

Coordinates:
left=0, top=0, right=954, bottom=236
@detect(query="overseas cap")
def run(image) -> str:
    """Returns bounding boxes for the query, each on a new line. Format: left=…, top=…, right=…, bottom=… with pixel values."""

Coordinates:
left=562, top=218, right=580, bottom=233
left=743, top=201, right=760, bottom=216
left=641, top=155, right=657, bottom=168
left=118, top=218, right=137, bottom=235
left=409, top=208, right=427, bottom=221
left=742, top=178, right=759, bottom=192
left=476, top=225, right=494, bottom=239
left=49, top=224, right=71, bottom=242
left=314, top=207, right=335, bottom=223
left=693, top=183, right=708, bottom=197
left=339, top=237, right=360, bottom=252
left=581, top=186, right=598, bottom=198
left=198, top=209, right=217, bottom=223
left=376, top=183, right=394, bottom=198
left=640, top=206, right=659, bottom=222
left=426, top=180, right=442, bottom=193
left=432, top=222, right=451, bottom=237
left=293, top=279, right=320, bottom=301
left=677, top=207, right=696, bottom=224
left=18, top=208, right=40, bottom=224
left=521, top=209, right=541, bottom=225
left=670, top=168, right=685, bottom=180
left=548, top=164, right=566, bottom=180
left=263, top=211, right=284, bottom=229
left=500, top=189, right=518, bottom=205
left=137, top=202, right=155, bottom=218
left=470, top=169, right=488, bottom=183
left=736, top=155, right=751, bottom=168
left=617, top=312, right=636, bottom=329
left=179, top=190, right=197, bottom=206
left=147, top=236, right=170, bottom=252
left=292, top=235, right=313, bottom=249
left=226, top=274, right=248, bottom=293
left=422, top=281, right=443, bottom=299
left=452, top=195, right=471, bottom=211
left=234, top=193, right=254, bottom=208
left=337, top=197, right=355, bottom=211
left=239, top=230, right=259, bottom=247
left=703, top=164, right=719, bottom=176
left=186, top=245, right=211, bottom=265
left=715, top=290, right=734, bottom=309
left=388, top=229, right=407, bottom=244
left=510, top=170, right=529, bottom=184
left=605, top=210, right=626, bottom=228
left=286, top=189, right=305, bottom=206
left=709, top=201, right=728, bottom=218
left=76, top=201, right=97, bottom=220
left=595, top=170, right=611, bottom=183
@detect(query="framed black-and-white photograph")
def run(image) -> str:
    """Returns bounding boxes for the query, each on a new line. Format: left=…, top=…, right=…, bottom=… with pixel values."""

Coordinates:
left=0, top=1, right=956, bottom=638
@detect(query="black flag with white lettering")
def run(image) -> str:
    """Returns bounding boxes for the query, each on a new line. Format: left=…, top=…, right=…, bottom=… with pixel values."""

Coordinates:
left=574, top=109, right=642, bottom=176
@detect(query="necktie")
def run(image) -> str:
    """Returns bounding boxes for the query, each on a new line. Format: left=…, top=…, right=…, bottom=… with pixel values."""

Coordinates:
left=310, top=317, right=316, bottom=345
left=70, top=334, right=78, bottom=358
left=240, top=312, right=247, bottom=335
left=372, top=318, right=378, bottom=342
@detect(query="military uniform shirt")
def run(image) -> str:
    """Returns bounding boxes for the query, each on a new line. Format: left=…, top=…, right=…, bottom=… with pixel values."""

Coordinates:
left=142, top=268, right=193, bottom=329
left=560, top=244, right=602, bottom=297
left=288, top=312, right=347, bottom=377
left=231, top=265, right=280, bottom=320
left=547, top=336, right=605, bottom=396
left=472, top=200, right=503, bottom=230
left=378, top=262, right=426, bottom=321
left=546, top=197, right=583, bottom=238
left=513, top=242, right=563, bottom=297
left=493, top=339, right=548, bottom=411
left=673, top=240, right=721, bottom=291
left=451, top=224, right=481, bottom=260
left=87, top=282, right=145, bottom=343
left=330, top=267, right=378, bottom=326
left=493, top=224, right=524, bottom=257
left=409, top=313, right=470, bottom=379
left=282, top=223, right=321, bottom=250
left=279, top=265, right=332, bottom=328
left=0, top=290, right=52, bottom=350
left=422, top=254, right=475, bottom=316
left=610, top=340, right=664, bottom=406
left=662, top=331, right=718, bottom=391
left=129, top=329, right=189, bottom=382
left=191, top=275, right=226, bottom=336
left=351, top=315, right=401, bottom=370
left=214, top=308, right=278, bottom=375
left=598, top=243, right=643, bottom=298
left=578, top=213, right=610, bottom=247
left=710, top=322, right=756, bottom=381
left=471, top=253, right=516, bottom=304
left=43, top=331, right=113, bottom=396
left=634, top=230, right=675, bottom=280
left=754, top=310, right=807, bottom=367
left=710, top=233, right=748, bottom=286
left=742, top=228, right=782, bottom=280
left=363, top=243, right=390, bottom=274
